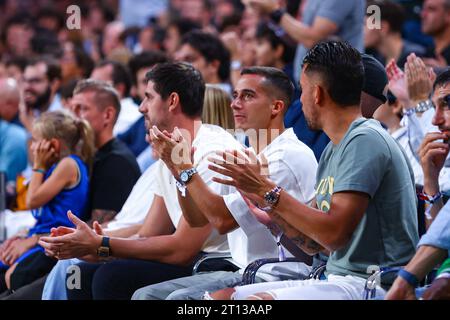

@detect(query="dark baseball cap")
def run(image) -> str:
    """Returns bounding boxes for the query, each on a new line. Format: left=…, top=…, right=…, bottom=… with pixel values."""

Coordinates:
left=361, top=54, right=388, bottom=104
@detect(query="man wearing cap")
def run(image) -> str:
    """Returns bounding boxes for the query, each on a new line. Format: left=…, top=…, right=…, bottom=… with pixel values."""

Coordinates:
left=207, top=41, right=418, bottom=300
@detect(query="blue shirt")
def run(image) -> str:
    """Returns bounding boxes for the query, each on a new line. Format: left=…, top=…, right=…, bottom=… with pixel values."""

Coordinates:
left=284, top=100, right=330, bottom=161
left=0, top=120, right=28, bottom=182
left=418, top=200, right=450, bottom=257
left=29, top=155, right=89, bottom=235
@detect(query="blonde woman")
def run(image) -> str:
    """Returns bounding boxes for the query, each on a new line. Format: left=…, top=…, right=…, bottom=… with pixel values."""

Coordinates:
left=202, top=84, right=234, bottom=130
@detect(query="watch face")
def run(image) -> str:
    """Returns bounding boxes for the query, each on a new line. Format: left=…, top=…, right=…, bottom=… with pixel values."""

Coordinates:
left=266, top=194, right=276, bottom=203
left=97, top=247, right=109, bottom=258
left=180, top=172, right=189, bottom=182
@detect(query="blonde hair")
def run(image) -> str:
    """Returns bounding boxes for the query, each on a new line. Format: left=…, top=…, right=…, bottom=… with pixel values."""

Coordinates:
left=33, top=110, right=95, bottom=171
left=202, top=84, right=234, bottom=130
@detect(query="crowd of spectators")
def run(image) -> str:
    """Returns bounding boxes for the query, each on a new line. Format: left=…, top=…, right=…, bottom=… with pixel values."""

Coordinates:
left=0, top=0, right=450, bottom=300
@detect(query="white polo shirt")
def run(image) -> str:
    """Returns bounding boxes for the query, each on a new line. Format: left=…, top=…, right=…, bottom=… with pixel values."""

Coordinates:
left=154, top=124, right=243, bottom=254
left=223, top=128, right=318, bottom=280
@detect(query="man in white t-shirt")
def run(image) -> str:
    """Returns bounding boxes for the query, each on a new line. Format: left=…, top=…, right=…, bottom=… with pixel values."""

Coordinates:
left=38, top=62, right=237, bottom=300
left=132, top=66, right=318, bottom=300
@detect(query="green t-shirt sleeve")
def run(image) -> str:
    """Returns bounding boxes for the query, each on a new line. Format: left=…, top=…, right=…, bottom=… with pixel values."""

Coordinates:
left=332, top=130, right=389, bottom=198
left=437, top=258, right=450, bottom=275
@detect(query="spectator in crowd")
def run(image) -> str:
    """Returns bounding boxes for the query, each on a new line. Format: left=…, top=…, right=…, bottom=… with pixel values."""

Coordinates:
left=386, top=56, right=450, bottom=193
left=20, top=57, right=63, bottom=132
left=386, top=69, right=450, bottom=299
left=162, top=18, right=201, bottom=59
left=206, top=41, right=418, bottom=300
left=0, top=77, right=28, bottom=220
left=70, top=79, right=141, bottom=225
left=3, top=56, right=27, bottom=88
left=254, top=22, right=297, bottom=97
left=0, top=77, right=22, bottom=125
left=202, top=84, right=234, bottom=130
left=59, top=41, right=94, bottom=86
left=246, top=0, right=365, bottom=83
left=1, top=13, right=34, bottom=59
left=38, top=62, right=238, bottom=300
left=364, top=0, right=426, bottom=67
left=101, top=21, right=132, bottom=64
left=421, top=0, right=450, bottom=67
left=132, top=66, right=318, bottom=300
left=175, top=30, right=232, bottom=95
left=0, top=120, right=27, bottom=185
left=118, top=51, right=169, bottom=172
left=89, top=60, right=142, bottom=136
left=0, top=110, right=93, bottom=296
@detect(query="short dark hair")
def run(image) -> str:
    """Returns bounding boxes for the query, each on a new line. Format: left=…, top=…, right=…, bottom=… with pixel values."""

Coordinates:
left=367, top=0, right=405, bottom=33
left=433, top=67, right=450, bottom=90
left=73, top=79, right=121, bottom=124
left=255, top=22, right=296, bottom=64
left=145, top=62, right=205, bottom=118
left=181, top=30, right=231, bottom=82
left=128, top=51, right=169, bottom=84
left=95, top=60, right=132, bottom=97
left=302, top=41, right=364, bottom=107
left=26, top=56, right=62, bottom=82
left=241, top=66, right=294, bottom=108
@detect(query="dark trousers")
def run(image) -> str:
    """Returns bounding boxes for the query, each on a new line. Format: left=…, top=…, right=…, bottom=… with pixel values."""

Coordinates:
left=67, top=259, right=195, bottom=300
left=0, top=250, right=56, bottom=294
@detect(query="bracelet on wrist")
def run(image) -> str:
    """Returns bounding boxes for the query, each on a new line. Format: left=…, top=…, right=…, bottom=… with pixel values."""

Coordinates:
left=397, top=269, right=420, bottom=288
left=32, top=168, right=46, bottom=174
left=414, top=99, right=433, bottom=113
left=418, top=191, right=442, bottom=220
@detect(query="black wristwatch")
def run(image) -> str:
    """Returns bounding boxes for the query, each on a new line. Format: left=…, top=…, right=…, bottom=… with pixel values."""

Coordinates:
left=97, top=236, right=111, bottom=258
left=270, top=9, right=286, bottom=24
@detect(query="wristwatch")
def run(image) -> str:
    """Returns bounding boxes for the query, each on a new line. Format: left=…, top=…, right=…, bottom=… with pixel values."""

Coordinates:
left=97, top=236, right=111, bottom=258
left=179, top=167, right=198, bottom=184
left=404, top=99, right=434, bottom=116
left=176, top=167, right=198, bottom=197
left=258, top=186, right=282, bottom=212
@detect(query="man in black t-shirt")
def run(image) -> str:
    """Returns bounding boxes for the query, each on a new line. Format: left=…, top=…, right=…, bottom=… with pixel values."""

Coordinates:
left=71, top=79, right=141, bottom=225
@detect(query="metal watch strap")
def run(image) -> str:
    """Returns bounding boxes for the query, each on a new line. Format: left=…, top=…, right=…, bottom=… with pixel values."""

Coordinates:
left=415, top=99, right=433, bottom=113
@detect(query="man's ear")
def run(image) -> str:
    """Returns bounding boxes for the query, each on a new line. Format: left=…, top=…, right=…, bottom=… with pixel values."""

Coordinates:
left=314, top=85, right=324, bottom=106
left=167, top=92, right=180, bottom=113
left=271, top=100, right=285, bottom=116
left=104, top=106, right=116, bottom=127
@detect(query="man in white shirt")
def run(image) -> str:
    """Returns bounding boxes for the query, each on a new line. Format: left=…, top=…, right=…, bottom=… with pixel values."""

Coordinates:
left=38, top=62, right=236, bottom=300
left=132, top=66, right=318, bottom=300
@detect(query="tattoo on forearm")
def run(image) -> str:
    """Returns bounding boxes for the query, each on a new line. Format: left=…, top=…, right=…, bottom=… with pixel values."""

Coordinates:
left=271, top=212, right=324, bottom=254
